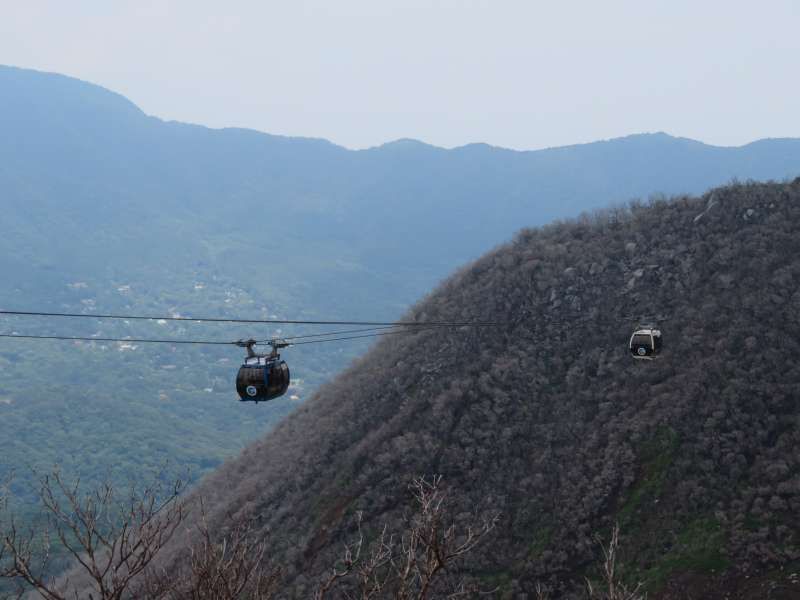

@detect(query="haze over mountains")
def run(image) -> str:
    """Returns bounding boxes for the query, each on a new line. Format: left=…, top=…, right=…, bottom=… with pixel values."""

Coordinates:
left=4, top=64, right=800, bottom=310
left=4, top=64, right=800, bottom=296
left=1, top=63, right=800, bottom=521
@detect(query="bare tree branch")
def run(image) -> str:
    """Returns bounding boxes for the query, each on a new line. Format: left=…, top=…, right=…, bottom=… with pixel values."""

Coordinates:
left=0, top=469, right=187, bottom=600
left=315, top=475, right=498, bottom=600
left=142, top=497, right=280, bottom=600
left=585, top=523, right=645, bottom=600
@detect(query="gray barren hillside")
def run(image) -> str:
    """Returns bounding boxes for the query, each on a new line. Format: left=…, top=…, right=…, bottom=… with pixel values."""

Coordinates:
left=159, top=180, right=800, bottom=599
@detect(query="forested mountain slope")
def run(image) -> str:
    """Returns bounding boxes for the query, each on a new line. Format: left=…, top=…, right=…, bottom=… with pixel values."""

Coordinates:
left=164, top=180, right=800, bottom=598
left=2, top=63, right=800, bottom=523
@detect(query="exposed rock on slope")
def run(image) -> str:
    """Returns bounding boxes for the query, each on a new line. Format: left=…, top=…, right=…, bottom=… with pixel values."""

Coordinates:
left=169, top=180, right=800, bottom=598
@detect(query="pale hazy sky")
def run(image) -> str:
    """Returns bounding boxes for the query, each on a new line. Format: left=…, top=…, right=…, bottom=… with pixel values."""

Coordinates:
left=1, top=1, right=798, bottom=150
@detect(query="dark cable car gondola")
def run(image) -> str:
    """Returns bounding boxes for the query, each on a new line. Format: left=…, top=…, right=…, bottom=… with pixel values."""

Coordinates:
left=235, top=339, right=290, bottom=402
left=629, top=326, right=662, bottom=359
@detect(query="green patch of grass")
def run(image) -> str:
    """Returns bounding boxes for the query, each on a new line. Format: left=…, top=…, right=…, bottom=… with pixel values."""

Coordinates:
left=634, top=516, right=731, bottom=591
left=478, top=571, right=513, bottom=598
left=527, top=525, right=553, bottom=558
left=617, top=427, right=679, bottom=527
left=743, top=513, right=762, bottom=532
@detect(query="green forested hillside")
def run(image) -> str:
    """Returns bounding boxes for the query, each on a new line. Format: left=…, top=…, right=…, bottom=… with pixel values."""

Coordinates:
left=149, top=179, right=800, bottom=599
left=2, top=64, right=800, bottom=517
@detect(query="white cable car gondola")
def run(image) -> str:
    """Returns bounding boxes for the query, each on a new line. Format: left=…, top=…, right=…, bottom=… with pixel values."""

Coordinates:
left=629, top=326, right=662, bottom=359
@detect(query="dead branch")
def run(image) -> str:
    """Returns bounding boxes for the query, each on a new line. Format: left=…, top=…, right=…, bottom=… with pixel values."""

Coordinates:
left=0, top=469, right=187, bottom=600
left=149, top=498, right=280, bottom=600
left=316, top=475, right=498, bottom=600
left=585, top=523, right=645, bottom=600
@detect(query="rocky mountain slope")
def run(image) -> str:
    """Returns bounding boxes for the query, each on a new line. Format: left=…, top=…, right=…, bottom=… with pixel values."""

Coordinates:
left=160, top=179, right=800, bottom=598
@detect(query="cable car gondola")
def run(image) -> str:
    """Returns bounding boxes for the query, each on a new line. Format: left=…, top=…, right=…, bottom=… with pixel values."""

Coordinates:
left=235, top=339, right=290, bottom=402
left=629, top=326, right=662, bottom=359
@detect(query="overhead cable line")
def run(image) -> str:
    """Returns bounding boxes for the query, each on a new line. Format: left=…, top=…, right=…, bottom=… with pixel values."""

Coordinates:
left=0, top=310, right=501, bottom=327
left=279, top=325, right=400, bottom=341
left=0, top=333, right=233, bottom=346
left=0, top=326, right=438, bottom=348
left=285, top=327, right=438, bottom=345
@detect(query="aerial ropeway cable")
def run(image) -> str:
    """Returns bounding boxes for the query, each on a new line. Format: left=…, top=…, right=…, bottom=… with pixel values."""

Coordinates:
left=0, top=309, right=502, bottom=327
left=0, top=325, right=439, bottom=348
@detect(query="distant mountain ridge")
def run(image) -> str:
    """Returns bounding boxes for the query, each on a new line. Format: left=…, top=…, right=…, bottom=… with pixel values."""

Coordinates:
left=3, top=64, right=796, bottom=156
